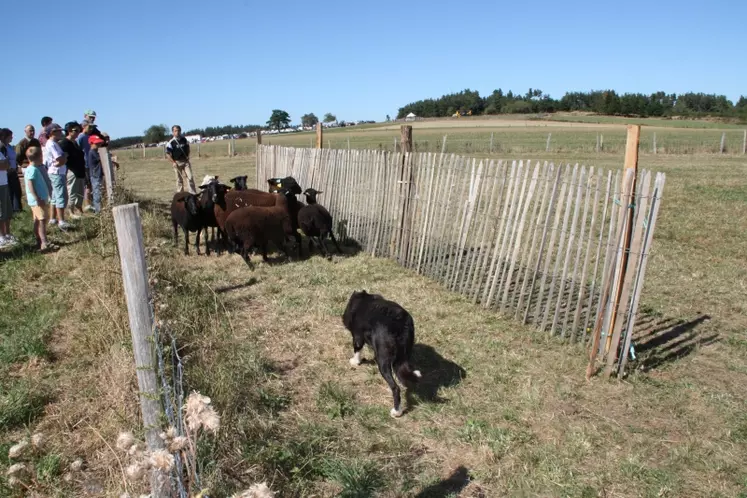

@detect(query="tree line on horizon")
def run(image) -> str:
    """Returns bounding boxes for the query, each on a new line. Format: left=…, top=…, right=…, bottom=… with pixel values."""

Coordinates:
left=396, top=88, right=747, bottom=121
left=110, top=111, right=342, bottom=149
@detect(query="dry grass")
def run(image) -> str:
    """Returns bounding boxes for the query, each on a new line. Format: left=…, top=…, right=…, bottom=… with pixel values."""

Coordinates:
left=1, top=128, right=745, bottom=496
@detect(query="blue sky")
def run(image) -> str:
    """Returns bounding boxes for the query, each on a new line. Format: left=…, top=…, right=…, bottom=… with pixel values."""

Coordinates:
left=4, top=0, right=745, bottom=139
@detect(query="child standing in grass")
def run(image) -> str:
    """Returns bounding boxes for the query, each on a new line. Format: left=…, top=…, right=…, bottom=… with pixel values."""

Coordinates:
left=24, top=147, right=56, bottom=251
left=0, top=138, right=18, bottom=248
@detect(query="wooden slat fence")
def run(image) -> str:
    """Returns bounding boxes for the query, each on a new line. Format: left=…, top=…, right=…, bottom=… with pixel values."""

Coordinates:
left=256, top=145, right=666, bottom=376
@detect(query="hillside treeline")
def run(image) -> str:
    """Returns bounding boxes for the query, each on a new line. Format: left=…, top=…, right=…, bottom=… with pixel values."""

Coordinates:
left=397, top=89, right=747, bottom=120
left=109, top=124, right=263, bottom=149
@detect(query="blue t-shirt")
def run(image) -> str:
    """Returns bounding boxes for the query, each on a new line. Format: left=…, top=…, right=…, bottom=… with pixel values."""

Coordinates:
left=88, top=148, right=102, bottom=180
left=25, top=165, right=50, bottom=206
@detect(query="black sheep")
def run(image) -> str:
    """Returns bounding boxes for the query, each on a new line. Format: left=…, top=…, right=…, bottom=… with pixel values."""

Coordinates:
left=170, top=192, right=204, bottom=256
left=229, top=176, right=248, bottom=190
left=198, top=179, right=230, bottom=255
left=223, top=186, right=297, bottom=266
left=297, top=188, right=341, bottom=259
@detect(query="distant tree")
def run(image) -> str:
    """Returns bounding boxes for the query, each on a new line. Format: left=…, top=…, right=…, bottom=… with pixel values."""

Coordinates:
left=144, top=124, right=168, bottom=144
left=301, top=113, right=319, bottom=127
left=386, top=114, right=391, bottom=122
left=323, top=113, right=337, bottom=123
left=267, top=110, right=291, bottom=131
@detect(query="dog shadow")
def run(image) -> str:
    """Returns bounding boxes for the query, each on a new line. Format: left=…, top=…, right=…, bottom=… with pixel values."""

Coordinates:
left=406, top=343, right=466, bottom=408
left=414, top=466, right=471, bottom=498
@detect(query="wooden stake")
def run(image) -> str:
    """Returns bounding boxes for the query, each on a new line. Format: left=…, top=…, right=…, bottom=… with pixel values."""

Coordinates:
left=583, top=170, right=613, bottom=340
left=546, top=133, right=552, bottom=152
left=653, top=132, right=657, bottom=154
left=603, top=125, right=640, bottom=354
left=112, top=204, right=171, bottom=497
left=489, top=132, right=494, bottom=154
left=99, top=146, right=115, bottom=206
left=743, top=130, right=746, bottom=155
left=316, top=123, right=323, bottom=149
left=720, top=132, right=726, bottom=154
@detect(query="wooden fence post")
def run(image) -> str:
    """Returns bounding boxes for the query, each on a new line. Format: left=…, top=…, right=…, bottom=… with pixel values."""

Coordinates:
left=112, top=204, right=171, bottom=497
left=743, top=130, right=746, bottom=155
left=197, top=141, right=201, bottom=158
left=602, top=125, right=640, bottom=364
left=489, top=132, right=494, bottom=154
left=142, top=144, right=146, bottom=159
left=256, top=130, right=262, bottom=189
left=397, top=125, right=414, bottom=262
left=99, top=146, right=115, bottom=206
left=653, top=132, right=657, bottom=154
left=546, top=133, right=552, bottom=152
left=720, top=132, right=726, bottom=154
left=316, top=123, right=323, bottom=149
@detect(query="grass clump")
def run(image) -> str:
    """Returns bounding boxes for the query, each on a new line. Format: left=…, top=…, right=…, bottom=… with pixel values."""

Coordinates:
left=0, top=381, right=49, bottom=431
left=323, top=457, right=384, bottom=498
left=316, top=381, right=357, bottom=419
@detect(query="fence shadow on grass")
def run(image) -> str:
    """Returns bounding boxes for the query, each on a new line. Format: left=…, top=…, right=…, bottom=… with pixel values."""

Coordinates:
left=406, top=344, right=466, bottom=408
left=633, top=314, right=716, bottom=371
left=414, top=465, right=472, bottom=498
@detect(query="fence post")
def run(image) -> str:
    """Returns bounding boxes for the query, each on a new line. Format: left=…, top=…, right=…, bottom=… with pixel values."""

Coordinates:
left=162, top=145, right=166, bottom=160
left=99, top=146, right=115, bottom=206
left=316, top=123, right=323, bottom=149
left=596, top=134, right=600, bottom=153
left=397, top=125, right=414, bottom=262
left=256, top=130, right=262, bottom=188
left=489, top=132, right=494, bottom=154
left=743, top=130, right=746, bottom=155
left=197, top=141, right=201, bottom=158
left=546, top=133, right=552, bottom=152
left=112, top=204, right=171, bottom=498
left=602, top=124, right=640, bottom=363
left=142, top=143, right=146, bottom=159
left=347, top=136, right=350, bottom=150
left=653, top=132, right=657, bottom=154
left=720, top=132, right=726, bottom=154
left=441, top=134, right=448, bottom=154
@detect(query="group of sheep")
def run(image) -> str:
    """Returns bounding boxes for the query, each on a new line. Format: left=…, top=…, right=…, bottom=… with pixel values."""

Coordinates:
left=170, top=174, right=341, bottom=266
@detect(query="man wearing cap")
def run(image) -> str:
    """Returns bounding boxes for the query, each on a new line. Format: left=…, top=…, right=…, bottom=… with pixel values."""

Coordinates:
left=43, top=123, right=71, bottom=229
left=87, top=134, right=107, bottom=213
left=166, top=125, right=196, bottom=194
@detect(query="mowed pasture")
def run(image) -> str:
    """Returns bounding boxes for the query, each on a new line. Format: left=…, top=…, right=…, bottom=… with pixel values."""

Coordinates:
left=128, top=115, right=747, bottom=160
left=110, top=119, right=747, bottom=496
left=0, top=117, right=745, bottom=496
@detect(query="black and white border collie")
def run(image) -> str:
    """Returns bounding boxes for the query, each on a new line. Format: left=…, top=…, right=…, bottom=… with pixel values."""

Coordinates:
left=342, top=290, right=422, bottom=418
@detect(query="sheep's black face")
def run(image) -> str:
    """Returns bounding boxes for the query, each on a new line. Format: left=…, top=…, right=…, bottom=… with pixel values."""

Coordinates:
left=303, top=188, right=322, bottom=204
left=185, top=195, right=199, bottom=215
left=267, top=176, right=302, bottom=195
left=230, top=176, right=248, bottom=191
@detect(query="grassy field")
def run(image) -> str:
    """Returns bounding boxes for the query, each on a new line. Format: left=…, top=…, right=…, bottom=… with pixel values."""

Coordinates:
left=2, top=120, right=747, bottom=496
left=123, top=116, right=747, bottom=160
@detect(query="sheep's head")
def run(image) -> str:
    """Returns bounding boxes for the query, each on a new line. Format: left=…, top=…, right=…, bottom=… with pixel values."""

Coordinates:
left=267, top=176, right=302, bottom=195
left=200, top=180, right=228, bottom=204
left=302, top=188, right=323, bottom=204
left=229, top=176, right=248, bottom=191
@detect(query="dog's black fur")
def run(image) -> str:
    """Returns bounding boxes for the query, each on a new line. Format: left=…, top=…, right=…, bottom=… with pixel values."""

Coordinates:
left=342, top=290, right=421, bottom=417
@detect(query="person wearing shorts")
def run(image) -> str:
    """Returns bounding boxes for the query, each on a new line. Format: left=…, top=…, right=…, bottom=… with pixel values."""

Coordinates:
left=43, top=123, right=71, bottom=229
left=24, top=146, right=55, bottom=251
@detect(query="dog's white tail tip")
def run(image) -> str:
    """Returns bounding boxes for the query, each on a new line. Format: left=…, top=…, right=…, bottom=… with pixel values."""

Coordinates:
left=413, top=370, right=422, bottom=378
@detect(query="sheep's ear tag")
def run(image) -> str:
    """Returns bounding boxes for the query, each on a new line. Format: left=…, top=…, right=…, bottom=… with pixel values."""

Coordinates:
left=276, top=182, right=282, bottom=188
left=296, top=228, right=307, bottom=236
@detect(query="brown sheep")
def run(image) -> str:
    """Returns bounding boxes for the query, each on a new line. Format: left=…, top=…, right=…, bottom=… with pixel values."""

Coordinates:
left=223, top=188, right=296, bottom=266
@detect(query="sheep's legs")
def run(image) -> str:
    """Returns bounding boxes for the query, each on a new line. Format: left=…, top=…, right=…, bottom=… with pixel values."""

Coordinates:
left=172, top=220, right=178, bottom=247
left=195, top=229, right=202, bottom=256
left=182, top=227, right=190, bottom=256
left=310, top=236, right=330, bottom=260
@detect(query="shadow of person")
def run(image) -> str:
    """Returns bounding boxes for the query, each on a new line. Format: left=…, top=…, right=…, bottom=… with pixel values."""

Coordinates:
left=414, top=466, right=471, bottom=498
left=406, top=343, right=466, bottom=407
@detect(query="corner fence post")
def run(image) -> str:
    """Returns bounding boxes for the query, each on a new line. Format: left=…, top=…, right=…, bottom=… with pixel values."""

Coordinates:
left=396, top=125, right=414, bottom=262
left=112, top=204, right=171, bottom=497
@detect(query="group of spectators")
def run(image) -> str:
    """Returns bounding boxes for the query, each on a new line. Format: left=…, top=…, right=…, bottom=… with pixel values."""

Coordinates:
left=0, top=110, right=116, bottom=251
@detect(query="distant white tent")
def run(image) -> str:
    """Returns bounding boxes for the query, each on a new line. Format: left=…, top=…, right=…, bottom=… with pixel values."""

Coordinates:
left=405, top=112, right=417, bottom=122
